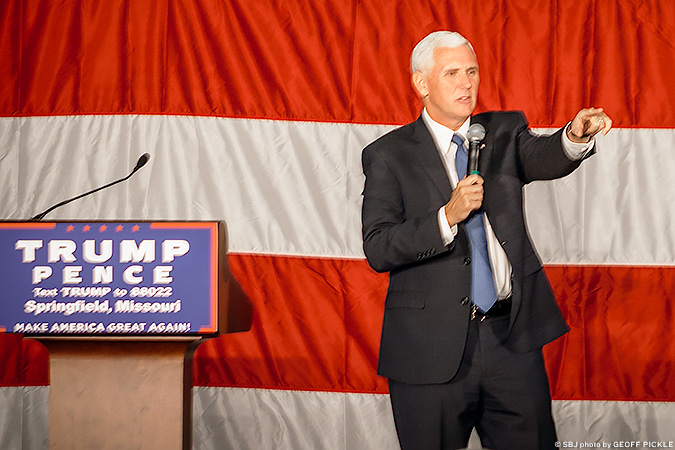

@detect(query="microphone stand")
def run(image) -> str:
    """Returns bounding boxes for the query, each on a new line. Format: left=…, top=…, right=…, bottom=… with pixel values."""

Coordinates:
left=29, top=153, right=150, bottom=221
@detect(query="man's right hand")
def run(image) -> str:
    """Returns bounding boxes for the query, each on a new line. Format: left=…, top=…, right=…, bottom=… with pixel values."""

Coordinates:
left=444, top=174, right=484, bottom=226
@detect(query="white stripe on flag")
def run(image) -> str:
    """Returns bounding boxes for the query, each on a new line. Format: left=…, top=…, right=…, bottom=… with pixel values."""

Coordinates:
left=3, top=116, right=675, bottom=265
left=192, top=387, right=675, bottom=449
left=0, top=386, right=49, bottom=450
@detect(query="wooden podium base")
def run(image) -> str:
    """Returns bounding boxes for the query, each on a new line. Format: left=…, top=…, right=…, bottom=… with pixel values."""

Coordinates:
left=40, top=339, right=200, bottom=450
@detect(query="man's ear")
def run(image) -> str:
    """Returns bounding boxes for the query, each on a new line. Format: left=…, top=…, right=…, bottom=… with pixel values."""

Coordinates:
left=411, top=71, right=428, bottom=98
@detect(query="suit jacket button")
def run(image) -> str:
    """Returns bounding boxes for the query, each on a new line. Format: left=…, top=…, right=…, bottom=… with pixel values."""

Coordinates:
left=461, top=297, right=470, bottom=305
left=463, top=256, right=471, bottom=265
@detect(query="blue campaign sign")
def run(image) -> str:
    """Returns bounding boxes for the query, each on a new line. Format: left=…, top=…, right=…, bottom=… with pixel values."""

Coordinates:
left=0, top=222, right=220, bottom=336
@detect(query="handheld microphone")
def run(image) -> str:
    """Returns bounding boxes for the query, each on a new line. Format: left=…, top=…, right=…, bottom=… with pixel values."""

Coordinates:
left=29, top=153, right=151, bottom=221
left=467, top=123, right=486, bottom=175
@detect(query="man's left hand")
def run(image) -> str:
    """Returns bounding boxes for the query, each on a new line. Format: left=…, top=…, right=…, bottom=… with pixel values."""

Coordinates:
left=567, top=108, right=613, bottom=143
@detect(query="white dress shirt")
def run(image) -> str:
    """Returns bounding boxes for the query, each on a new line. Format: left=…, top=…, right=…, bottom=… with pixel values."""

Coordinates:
left=422, top=109, right=594, bottom=299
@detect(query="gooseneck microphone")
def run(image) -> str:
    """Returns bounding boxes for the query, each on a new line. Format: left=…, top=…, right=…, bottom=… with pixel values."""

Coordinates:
left=467, top=123, right=486, bottom=175
left=29, top=153, right=151, bottom=221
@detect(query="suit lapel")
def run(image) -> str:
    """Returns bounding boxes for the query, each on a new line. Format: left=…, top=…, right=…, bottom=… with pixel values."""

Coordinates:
left=470, top=115, right=492, bottom=176
left=411, top=116, right=453, bottom=199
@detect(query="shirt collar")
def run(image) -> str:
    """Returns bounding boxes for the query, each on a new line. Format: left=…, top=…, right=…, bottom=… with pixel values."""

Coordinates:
left=421, top=108, right=471, bottom=155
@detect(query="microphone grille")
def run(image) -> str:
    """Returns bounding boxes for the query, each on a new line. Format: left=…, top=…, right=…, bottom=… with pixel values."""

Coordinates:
left=467, top=123, right=486, bottom=142
left=134, top=153, right=151, bottom=170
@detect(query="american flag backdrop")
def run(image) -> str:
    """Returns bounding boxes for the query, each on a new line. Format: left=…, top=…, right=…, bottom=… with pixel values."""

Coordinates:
left=2, top=1, right=675, bottom=449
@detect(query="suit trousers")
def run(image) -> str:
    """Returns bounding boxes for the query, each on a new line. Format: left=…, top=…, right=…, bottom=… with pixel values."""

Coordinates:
left=388, top=314, right=557, bottom=450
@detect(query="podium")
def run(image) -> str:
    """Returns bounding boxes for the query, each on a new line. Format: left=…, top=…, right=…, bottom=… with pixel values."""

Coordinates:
left=0, top=221, right=253, bottom=450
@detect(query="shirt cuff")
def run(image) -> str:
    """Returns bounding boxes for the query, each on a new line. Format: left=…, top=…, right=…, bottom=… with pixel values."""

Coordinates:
left=438, top=206, right=458, bottom=246
left=562, top=122, right=596, bottom=160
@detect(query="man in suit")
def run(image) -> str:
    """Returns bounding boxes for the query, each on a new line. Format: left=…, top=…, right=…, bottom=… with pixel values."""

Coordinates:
left=361, top=31, right=612, bottom=450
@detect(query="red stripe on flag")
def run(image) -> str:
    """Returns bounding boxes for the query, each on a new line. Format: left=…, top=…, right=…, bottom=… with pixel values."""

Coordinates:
left=0, top=334, right=49, bottom=387
left=192, top=255, right=675, bottom=402
left=3, top=255, right=674, bottom=399
left=2, top=0, right=675, bottom=127
left=193, top=254, right=390, bottom=394
left=544, top=265, right=675, bottom=402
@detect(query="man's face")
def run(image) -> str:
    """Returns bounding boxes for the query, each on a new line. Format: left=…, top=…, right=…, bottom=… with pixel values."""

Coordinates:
left=413, top=44, right=479, bottom=130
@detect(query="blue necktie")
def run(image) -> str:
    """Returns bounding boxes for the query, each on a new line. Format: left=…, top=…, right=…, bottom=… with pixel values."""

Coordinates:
left=452, top=134, right=497, bottom=313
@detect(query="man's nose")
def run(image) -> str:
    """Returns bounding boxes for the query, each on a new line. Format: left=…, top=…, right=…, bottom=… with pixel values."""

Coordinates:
left=458, top=71, right=472, bottom=87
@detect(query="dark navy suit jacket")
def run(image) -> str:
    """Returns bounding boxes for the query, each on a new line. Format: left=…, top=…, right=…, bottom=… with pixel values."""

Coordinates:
left=361, top=111, right=586, bottom=384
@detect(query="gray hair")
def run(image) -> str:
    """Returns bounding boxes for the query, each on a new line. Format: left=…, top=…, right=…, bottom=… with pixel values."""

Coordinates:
left=410, top=31, right=475, bottom=74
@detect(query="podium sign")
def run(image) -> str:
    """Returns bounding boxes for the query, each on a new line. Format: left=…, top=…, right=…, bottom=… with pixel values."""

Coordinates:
left=0, top=221, right=221, bottom=337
